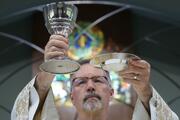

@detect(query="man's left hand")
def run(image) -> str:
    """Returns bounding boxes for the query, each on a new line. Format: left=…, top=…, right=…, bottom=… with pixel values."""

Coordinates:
left=119, top=58, right=152, bottom=111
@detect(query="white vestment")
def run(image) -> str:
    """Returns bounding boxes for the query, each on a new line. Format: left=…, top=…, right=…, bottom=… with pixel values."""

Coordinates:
left=11, top=77, right=179, bottom=120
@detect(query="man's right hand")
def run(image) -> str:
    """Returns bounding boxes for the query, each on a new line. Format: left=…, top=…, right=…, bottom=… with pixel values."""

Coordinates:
left=35, top=35, right=69, bottom=104
left=44, top=35, right=69, bottom=61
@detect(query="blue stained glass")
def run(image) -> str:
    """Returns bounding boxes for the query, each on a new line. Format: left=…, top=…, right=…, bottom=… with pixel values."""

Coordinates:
left=55, top=74, right=70, bottom=81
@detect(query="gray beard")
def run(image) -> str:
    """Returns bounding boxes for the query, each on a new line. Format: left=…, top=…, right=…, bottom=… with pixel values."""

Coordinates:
left=83, top=98, right=103, bottom=112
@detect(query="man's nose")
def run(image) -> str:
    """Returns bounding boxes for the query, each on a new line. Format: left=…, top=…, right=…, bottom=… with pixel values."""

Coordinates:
left=86, top=80, right=96, bottom=92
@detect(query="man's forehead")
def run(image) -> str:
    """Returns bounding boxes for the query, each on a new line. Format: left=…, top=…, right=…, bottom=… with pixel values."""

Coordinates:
left=71, top=64, right=106, bottom=78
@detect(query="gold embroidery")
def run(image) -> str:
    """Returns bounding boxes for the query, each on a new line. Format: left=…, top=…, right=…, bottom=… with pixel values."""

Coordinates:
left=153, top=88, right=174, bottom=120
left=15, top=80, right=34, bottom=120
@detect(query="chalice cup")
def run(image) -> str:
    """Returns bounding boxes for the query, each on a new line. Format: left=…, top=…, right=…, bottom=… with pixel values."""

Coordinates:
left=40, top=2, right=80, bottom=74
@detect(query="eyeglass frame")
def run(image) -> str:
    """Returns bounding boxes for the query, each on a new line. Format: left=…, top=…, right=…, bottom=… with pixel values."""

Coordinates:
left=70, top=76, right=111, bottom=89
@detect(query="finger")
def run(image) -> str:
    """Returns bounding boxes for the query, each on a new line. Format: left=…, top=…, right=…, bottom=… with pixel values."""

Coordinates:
left=121, top=76, right=140, bottom=84
left=45, top=51, right=65, bottom=60
left=129, top=56, right=141, bottom=61
left=119, top=71, right=141, bottom=77
left=120, top=73, right=140, bottom=79
left=129, top=59, right=150, bottom=69
left=46, top=39, right=69, bottom=50
left=50, top=35, right=69, bottom=44
left=120, top=59, right=147, bottom=74
left=119, top=66, right=142, bottom=75
left=46, top=46, right=67, bottom=55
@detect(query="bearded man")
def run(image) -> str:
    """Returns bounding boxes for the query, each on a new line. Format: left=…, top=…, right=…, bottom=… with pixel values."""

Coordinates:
left=11, top=35, right=179, bottom=120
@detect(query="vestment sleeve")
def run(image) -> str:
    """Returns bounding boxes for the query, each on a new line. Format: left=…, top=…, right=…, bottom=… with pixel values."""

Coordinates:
left=132, top=87, right=179, bottom=120
left=11, top=76, right=59, bottom=120
left=11, top=77, right=39, bottom=120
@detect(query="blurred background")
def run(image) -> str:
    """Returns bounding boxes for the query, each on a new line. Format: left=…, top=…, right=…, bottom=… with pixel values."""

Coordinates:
left=0, top=0, right=180, bottom=119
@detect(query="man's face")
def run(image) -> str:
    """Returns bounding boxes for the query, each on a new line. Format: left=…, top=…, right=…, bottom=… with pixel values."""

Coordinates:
left=70, top=64, right=114, bottom=113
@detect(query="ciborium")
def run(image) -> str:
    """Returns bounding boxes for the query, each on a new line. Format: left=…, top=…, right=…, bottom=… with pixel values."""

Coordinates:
left=90, top=53, right=139, bottom=72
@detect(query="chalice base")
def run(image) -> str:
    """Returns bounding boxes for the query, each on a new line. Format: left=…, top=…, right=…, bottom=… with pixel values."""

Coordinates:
left=40, top=59, right=80, bottom=74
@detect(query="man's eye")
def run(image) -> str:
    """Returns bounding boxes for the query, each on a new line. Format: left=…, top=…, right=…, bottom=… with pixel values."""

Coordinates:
left=94, top=79, right=103, bottom=83
left=75, top=80, right=86, bottom=86
left=78, top=81, right=85, bottom=84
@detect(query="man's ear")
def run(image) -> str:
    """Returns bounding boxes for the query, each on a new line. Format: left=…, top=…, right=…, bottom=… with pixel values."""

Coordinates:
left=70, top=92, right=74, bottom=104
left=110, top=88, right=114, bottom=98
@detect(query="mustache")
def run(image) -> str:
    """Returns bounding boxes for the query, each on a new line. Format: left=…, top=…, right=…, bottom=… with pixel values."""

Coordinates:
left=83, top=93, right=101, bottom=102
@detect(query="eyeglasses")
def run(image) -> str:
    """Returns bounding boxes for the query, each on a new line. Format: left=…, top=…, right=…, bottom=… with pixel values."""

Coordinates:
left=71, top=76, right=109, bottom=87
